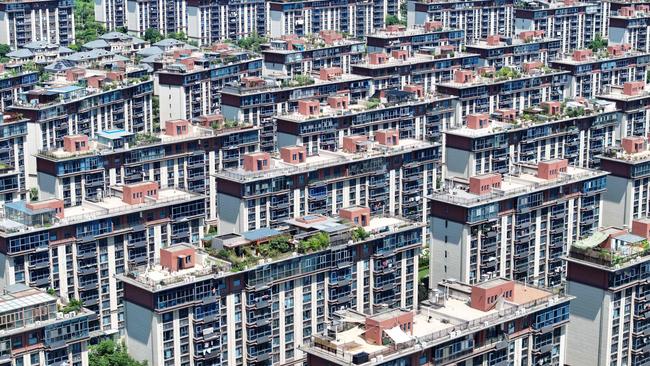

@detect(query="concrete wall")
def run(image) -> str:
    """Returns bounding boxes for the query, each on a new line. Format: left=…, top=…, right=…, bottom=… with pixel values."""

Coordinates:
left=445, top=147, right=471, bottom=178
left=566, top=281, right=610, bottom=366
left=217, top=193, right=244, bottom=234
left=125, top=301, right=158, bottom=366
left=430, top=217, right=467, bottom=288
left=602, top=174, right=631, bottom=227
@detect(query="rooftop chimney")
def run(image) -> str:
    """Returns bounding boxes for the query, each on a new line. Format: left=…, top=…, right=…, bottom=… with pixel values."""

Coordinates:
left=622, top=136, right=646, bottom=154
left=391, top=50, right=408, bottom=61
left=298, top=99, right=320, bottom=116
left=454, top=69, right=474, bottom=84
left=469, top=173, right=502, bottom=195
left=243, top=152, right=271, bottom=172
left=165, top=119, right=190, bottom=136
left=160, top=244, right=196, bottom=272
left=424, top=21, right=443, bottom=32
left=319, top=67, right=343, bottom=81
left=624, top=81, right=645, bottom=96
left=369, top=53, right=389, bottom=65
left=375, top=129, right=399, bottom=146
left=342, top=135, right=368, bottom=153
left=327, top=94, right=349, bottom=109
left=280, top=146, right=307, bottom=164
left=470, top=280, right=515, bottom=311
left=122, top=181, right=159, bottom=204
left=486, top=35, right=501, bottom=46
left=541, top=101, right=562, bottom=116
left=537, top=159, right=568, bottom=180
left=63, top=135, right=89, bottom=153
left=572, top=49, right=593, bottom=62
left=467, top=113, right=490, bottom=129
left=632, top=219, right=650, bottom=240
left=338, top=206, right=370, bottom=227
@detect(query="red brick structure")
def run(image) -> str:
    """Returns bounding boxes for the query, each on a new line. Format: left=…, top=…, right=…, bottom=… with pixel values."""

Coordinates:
left=243, top=152, right=271, bottom=172
left=122, top=182, right=159, bottom=204
left=160, top=245, right=196, bottom=272
left=338, top=206, right=370, bottom=227
left=63, top=135, right=89, bottom=153
left=469, top=173, right=502, bottom=195
left=537, top=159, right=568, bottom=180
left=280, top=146, right=307, bottom=164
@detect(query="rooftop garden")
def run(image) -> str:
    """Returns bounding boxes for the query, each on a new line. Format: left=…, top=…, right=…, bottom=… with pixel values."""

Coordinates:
left=571, top=241, right=650, bottom=267
left=281, top=75, right=315, bottom=88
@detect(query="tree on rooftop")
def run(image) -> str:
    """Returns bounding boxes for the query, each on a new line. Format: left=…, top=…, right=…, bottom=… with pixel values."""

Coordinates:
left=89, top=340, right=146, bottom=366
left=588, top=33, right=607, bottom=51
left=0, top=44, right=10, bottom=63
left=168, top=32, right=188, bottom=41
left=237, top=33, right=267, bottom=52
left=144, top=28, right=163, bottom=43
left=385, top=15, right=406, bottom=26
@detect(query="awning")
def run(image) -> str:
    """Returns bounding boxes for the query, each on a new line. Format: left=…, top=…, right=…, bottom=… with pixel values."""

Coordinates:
left=384, top=326, right=412, bottom=344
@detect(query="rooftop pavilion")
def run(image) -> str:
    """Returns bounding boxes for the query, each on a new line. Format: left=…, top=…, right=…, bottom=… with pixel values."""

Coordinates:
left=215, top=136, right=436, bottom=183
left=0, top=183, right=203, bottom=235
left=567, top=220, right=650, bottom=270
left=305, top=277, right=569, bottom=365
left=429, top=160, right=607, bottom=206
left=120, top=212, right=422, bottom=291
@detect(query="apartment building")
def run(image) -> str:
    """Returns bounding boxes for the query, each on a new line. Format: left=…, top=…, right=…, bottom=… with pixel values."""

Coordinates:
left=0, top=182, right=205, bottom=334
left=436, top=67, right=570, bottom=126
left=185, top=0, right=266, bottom=44
left=276, top=88, right=455, bottom=153
left=566, top=223, right=650, bottom=366
left=220, top=73, right=372, bottom=151
left=599, top=81, right=650, bottom=138
left=0, top=284, right=94, bottom=366
left=465, top=33, right=562, bottom=68
left=216, top=133, right=439, bottom=233
left=122, top=213, right=423, bottom=365
left=261, top=32, right=365, bottom=76
left=305, top=278, right=572, bottom=366
left=7, top=67, right=154, bottom=188
left=0, top=0, right=75, bottom=48
left=610, top=5, right=650, bottom=53
left=94, top=0, right=125, bottom=31
left=445, top=100, right=619, bottom=177
left=406, top=0, right=515, bottom=44
left=351, top=49, right=480, bottom=95
left=430, top=160, right=607, bottom=288
left=268, top=0, right=375, bottom=38
left=0, top=112, right=28, bottom=205
left=514, top=0, right=609, bottom=54
left=600, top=135, right=650, bottom=228
left=366, top=23, right=465, bottom=56
left=0, top=64, right=38, bottom=112
left=35, top=120, right=260, bottom=221
left=551, top=46, right=650, bottom=99
left=125, top=0, right=187, bottom=37
left=156, top=46, right=263, bottom=121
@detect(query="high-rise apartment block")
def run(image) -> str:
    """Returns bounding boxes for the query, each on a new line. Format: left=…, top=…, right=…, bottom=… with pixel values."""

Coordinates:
left=430, top=160, right=606, bottom=287
left=0, top=0, right=75, bottom=48
left=566, top=223, right=650, bottom=366
left=407, top=0, right=515, bottom=44
left=122, top=213, right=423, bottom=365
left=305, top=277, right=572, bottom=366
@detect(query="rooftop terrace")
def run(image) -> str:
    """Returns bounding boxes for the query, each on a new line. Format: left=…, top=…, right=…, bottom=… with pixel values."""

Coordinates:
left=568, top=224, right=650, bottom=270
left=0, top=186, right=204, bottom=235
left=305, top=278, right=567, bottom=366
left=216, top=138, right=436, bottom=183
left=429, top=163, right=607, bottom=207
